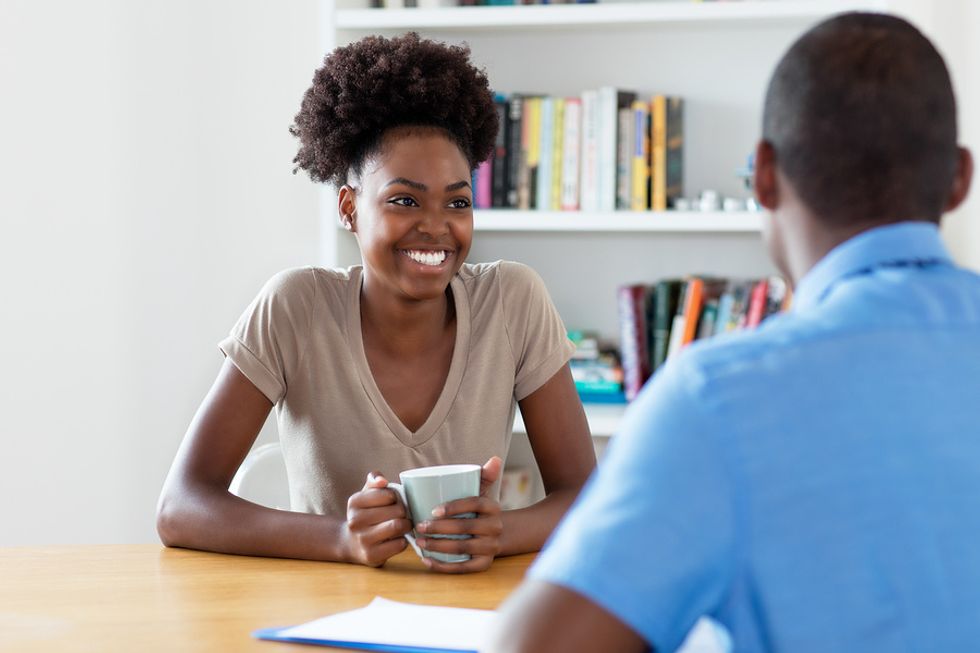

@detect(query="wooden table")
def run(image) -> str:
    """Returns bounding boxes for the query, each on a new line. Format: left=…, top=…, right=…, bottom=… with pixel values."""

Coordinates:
left=0, top=544, right=536, bottom=652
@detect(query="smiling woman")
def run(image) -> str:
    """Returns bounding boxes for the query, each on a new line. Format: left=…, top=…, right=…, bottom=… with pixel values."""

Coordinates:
left=155, top=32, right=597, bottom=574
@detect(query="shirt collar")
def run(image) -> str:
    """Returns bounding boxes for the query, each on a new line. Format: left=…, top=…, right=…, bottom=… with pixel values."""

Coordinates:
left=792, top=221, right=953, bottom=313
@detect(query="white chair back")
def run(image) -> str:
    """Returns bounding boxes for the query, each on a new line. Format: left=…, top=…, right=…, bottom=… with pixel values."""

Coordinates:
left=228, top=442, right=290, bottom=510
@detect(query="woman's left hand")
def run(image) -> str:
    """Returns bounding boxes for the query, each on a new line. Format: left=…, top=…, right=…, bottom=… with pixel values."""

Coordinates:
left=415, top=456, right=504, bottom=573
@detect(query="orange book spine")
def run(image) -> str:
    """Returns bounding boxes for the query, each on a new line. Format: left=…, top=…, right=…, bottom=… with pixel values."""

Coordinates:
left=680, top=277, right=704, bottom=346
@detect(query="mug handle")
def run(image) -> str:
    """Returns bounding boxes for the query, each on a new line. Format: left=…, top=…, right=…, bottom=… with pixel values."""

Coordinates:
left=387, top=482, right=424, bottom=560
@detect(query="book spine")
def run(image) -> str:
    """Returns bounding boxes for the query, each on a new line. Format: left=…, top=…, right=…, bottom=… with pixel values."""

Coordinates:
left=651, top=280, right=679, bottom=371
left=536, top=97, right=554, bottom=211
left=506, top=95, right=523, bottom=208
left=665, top=96, right=684, bottom=207
left=526, top=97, right=542, bottom=210
left=745, top=279, right=770, bottom=328
left=560, top=97, right=582, bottom=211
left=491, top=96, right=509, bottom=208
left=579, top=90, right=599, bottom=212
left=550, top=98, right=565, bottom=211
left=630, top=100, right=651, bottom=211
left=597, top=87, right=617, bottom=212
left=679, top=277, right=704, bottom=347
left=616, top=107, right=633, bottom=210
left=617, top=284, right=652, bottom=401
left=665, top=280, right=688, bottom=360
left=651, top=94, right=667, bottom=211
left=475, top=158, right=492, bottom=209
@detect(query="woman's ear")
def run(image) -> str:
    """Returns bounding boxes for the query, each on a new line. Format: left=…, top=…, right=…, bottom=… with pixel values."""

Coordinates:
left=338, top=185, right=358, bottom=232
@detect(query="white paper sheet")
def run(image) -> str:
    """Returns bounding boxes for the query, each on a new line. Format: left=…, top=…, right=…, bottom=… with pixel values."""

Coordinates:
left=271, top=597, right=729, bottom=653
left=277, top=597, right=495, bottom=651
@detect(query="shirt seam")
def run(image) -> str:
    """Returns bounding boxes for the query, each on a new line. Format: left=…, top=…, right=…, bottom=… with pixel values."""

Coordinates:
left=228, top=334, right=284, bottom=400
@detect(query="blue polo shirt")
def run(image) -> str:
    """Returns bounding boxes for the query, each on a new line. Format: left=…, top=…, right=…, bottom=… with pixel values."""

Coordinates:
left=530, top=222, right=980, bottom=652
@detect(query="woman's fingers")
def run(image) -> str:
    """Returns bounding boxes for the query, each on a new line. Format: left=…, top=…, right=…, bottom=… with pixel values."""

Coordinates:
left=346, top=502, right=407, bottom=530
left=431, top=496, right=499, bottom=519
left=422, top=554, right=494, bottom=574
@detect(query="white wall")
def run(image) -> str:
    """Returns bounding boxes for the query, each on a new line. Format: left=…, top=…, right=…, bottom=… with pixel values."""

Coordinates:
left=891, top=0, right=980, bottom=269
left=0, top=0, right=320, bottom=545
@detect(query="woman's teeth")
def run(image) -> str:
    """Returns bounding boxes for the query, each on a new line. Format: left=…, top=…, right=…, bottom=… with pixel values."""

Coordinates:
left=404, top=250, right=447, bottom=267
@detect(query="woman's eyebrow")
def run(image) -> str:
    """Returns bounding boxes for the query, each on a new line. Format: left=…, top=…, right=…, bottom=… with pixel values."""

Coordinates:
left=445, top=180, right=471, bottom=192
left=384, top=177, right=426, bottom=191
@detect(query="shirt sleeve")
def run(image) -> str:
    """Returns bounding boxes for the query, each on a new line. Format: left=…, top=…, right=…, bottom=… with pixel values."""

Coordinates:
left=498, top=261, right=576, bottom=400
left=528, top=357, right=737, bottom=652
left=218, top=267, right=315, bottom=404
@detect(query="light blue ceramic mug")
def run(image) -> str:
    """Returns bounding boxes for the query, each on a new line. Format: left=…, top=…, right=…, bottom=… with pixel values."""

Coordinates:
left=388, top=464, right=481, bottom=564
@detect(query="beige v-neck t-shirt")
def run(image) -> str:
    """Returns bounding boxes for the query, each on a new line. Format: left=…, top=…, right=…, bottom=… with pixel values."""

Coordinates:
left=219, top=261, right=574, bottom=518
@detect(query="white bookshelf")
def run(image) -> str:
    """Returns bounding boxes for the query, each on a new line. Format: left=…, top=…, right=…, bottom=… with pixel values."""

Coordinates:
left=336, top=1, right=886, bottom=31
left=474, top=209, right=762, bottom=232
left=512, top=402, right=627, bottom=438
left=322, top=0, right=888, bottom=470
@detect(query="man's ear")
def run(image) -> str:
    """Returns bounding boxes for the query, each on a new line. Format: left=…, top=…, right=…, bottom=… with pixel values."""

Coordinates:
left=754, top=140, right=779, bottom=211
left=338, top=185, right=358, bottom=232
left=945, top=146, right=974, bottom=213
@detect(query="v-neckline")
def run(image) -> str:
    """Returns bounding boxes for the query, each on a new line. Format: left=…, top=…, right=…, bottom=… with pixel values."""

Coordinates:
left=347, top=267, right=470, bottom=448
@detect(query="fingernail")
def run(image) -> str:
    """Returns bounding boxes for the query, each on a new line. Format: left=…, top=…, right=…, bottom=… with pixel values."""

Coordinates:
left=431, top=506, right=445, bottom=518
left=415, top=537, right=427, bottom=548
left=416, top=521, right=429, bottom=533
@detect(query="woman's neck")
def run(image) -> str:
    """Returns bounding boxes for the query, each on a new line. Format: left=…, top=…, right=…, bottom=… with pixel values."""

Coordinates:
left=359, top=278, right=456, bottom=358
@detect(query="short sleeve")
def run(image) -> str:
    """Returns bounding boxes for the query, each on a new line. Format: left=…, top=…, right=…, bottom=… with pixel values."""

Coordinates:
left=528, top=359, right=737, bottom=652
left=218, top=268, right=315, bottom=404
left=498, top=262, right=575, bottom=400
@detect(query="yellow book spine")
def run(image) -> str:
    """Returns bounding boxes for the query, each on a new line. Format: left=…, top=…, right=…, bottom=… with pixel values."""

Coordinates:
left=652, top=94, right=667, bottom=211
left=528, top=97, right=542, bottom=167
left=630, top=100, right=650, bottom=211
left=551, top=98, right=565, bottom=211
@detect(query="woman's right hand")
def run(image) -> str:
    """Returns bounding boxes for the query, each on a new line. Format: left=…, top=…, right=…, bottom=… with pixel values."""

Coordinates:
left=342, top=471, right=412, bottom=567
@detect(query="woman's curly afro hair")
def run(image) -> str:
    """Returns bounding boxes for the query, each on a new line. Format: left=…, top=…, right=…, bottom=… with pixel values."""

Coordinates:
left=290, top=32, right=498, bottom=188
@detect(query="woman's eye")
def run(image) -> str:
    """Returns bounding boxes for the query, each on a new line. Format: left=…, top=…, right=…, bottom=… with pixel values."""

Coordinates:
left=449, top=198, right=472, bottom=209
left=389, top=197, right=418, bottom=207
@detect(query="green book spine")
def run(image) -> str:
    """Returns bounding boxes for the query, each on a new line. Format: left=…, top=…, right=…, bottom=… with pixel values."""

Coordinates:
left=652, top=280, right=681, bottom=371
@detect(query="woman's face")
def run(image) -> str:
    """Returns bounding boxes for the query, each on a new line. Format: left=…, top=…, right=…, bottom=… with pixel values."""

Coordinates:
left=343, top=128, right=474, bottom=305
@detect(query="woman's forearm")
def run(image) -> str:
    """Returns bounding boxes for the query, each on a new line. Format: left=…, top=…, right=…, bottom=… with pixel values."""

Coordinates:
left=156, top=481, right=350, bottom=562
left=498, top=487, right=580, bottom=557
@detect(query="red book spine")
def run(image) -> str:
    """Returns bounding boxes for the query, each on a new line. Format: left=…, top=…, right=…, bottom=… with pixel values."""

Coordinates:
left=745, top=279, right=769, bottom=328
left=618, top=285, right=652, bottom=401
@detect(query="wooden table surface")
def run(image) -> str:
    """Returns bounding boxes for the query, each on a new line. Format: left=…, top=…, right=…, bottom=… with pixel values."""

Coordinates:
left=0, top=544, right=536, bottom=652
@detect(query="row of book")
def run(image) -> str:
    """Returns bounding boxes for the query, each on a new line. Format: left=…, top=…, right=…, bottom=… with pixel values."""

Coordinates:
left=371, top=1, right=596, bottom=7
left=618, top=275, right=790, bottom=400
left=473, top=91, right=684, bottom=212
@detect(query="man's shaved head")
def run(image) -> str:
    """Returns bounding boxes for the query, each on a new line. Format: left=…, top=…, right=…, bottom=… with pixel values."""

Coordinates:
left=763, top=12, right=958, bottom=226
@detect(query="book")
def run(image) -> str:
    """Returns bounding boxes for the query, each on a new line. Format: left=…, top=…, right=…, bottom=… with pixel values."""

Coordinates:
left=474, top=158, right=492, bottom=209
left=651, top=279, right=682, bottom=372
left=505, top=95, right=524, bottom=208
left=550, top=98, right=565, bottom=210
left=559, top=97, right=582, bottom=210
left=579, top=90, right=599, bottom=212
left=616, top=106, right=634, bottom=210
left=523, top=96, right=543, bottom=210
left=651, top=95, right=684, bottom=210
left=665, top=96, right=684, bottom=208
left=491, top=96, right=509, bottom=208
left=745, top=278, right=769, bottom=328
left=617, top=284, right=653, bottom=401
left=536, top=96, right=555, bottom=211
left=597, top=87, right=637, bottom=212
left=630, top=99, right=651, bottom=211
left=651, top=94, right=667, bottom=211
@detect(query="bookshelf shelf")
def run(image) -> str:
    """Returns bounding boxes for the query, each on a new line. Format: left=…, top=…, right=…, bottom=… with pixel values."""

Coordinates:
left=473, top=209, right=762, bottom=233
left=512, top=402, right=627, bottom=437
left=336, top=1, right=886, bottom=31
